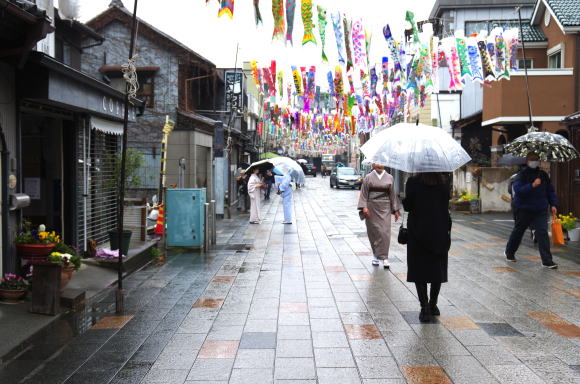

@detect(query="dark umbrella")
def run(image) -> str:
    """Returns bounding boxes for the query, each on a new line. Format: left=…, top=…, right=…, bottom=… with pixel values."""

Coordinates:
left=497, top=153, right=526, bottom=166
left=504, top=131, right=579, bottom=162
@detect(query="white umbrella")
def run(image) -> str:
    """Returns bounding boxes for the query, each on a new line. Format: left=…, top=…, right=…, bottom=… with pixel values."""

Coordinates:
left=360, top=123, right=471, bottom=173
left=246, top=157, right=305, bottom=185
left=296, top=159, right=308, bottom=164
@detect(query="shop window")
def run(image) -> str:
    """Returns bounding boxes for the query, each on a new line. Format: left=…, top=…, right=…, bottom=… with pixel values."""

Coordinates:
left=517, top=58, right=533, bottom=69
left=137, top=75, right=155, bottom=108
left=548, top=51, right=562, bottom=68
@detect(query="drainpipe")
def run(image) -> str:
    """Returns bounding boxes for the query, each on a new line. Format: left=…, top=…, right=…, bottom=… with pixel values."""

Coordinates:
left=0, top=126, right=10, bottom=274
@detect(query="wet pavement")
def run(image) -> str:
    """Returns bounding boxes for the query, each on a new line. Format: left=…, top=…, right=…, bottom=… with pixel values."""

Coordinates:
left=1, top=176, right=579, bottom=384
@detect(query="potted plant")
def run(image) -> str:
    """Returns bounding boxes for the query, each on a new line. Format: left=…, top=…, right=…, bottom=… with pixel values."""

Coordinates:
left=558, top=212, right=579, bottom=242
left=0, top=273, right=29, bottom=303
left=47, top=244, right=81, bottom=291
left=451, top=191, right=479, bottom=212
left=15, top=222, right=60, bottom=258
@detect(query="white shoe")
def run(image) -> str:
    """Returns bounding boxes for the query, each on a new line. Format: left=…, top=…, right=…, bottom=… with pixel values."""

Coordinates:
left=372, top=259, right=380, bottom=266
left=282, top=221, right=292, bottom=224
left=383, top=260, right=390, bottom=269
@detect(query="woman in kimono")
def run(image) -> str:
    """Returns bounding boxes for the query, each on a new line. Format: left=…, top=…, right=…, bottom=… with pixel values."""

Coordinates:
left=358, top=163, right=400, bottom=268
left=403, top=172, right=451, bottom=323
left=248, top=168, right=264, bottom=224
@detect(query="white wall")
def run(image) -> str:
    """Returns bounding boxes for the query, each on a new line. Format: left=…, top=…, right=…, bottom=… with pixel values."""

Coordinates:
left=431, top=93, right=461, bottom=136
left=35, top=0, right=56, bottom=57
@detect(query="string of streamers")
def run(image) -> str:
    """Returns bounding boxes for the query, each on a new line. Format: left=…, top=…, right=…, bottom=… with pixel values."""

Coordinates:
left=253, top=0, right=262, bottom=25
left=285, top=0, right=296, bottom=44
left=122, top=55, right=139, bottom=100
left=301, top=0, right=316, bottom=45
left=218, top=0, right=234, bottom=19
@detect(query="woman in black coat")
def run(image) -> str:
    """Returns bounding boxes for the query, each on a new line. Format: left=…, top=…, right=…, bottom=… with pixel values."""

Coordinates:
left=402, top=173, right=452, bottom=323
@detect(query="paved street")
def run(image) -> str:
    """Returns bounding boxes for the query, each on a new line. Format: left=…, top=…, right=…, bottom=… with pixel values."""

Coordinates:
left=2, top=176, right=580, bottom=384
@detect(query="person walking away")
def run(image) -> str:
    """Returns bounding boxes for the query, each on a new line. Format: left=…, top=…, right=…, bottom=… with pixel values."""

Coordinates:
left=237, top=171, right=249, bottom=212
left=358, top=163, right=400, bottom=268
left=248, top=168, right=264, bottom=224
left=264, top=170, right=275, bottom=200
left=403, top=172, right=451, bottom=323
left=505, top=153, right=558, bottom=268
left=279, top=172, right=293, bottom=224
left=321, top=164, right=327, bottom=178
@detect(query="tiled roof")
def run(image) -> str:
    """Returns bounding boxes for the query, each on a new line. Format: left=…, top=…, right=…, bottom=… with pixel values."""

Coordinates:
left=545, top=0, right=580, bottom=27
left=489, top=20, right=547, bottom=42
left=521, top=23, right=548, bottom=42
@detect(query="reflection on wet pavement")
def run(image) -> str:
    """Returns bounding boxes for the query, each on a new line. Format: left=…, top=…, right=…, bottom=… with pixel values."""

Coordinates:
left=0, top=177, right=578, bottom=383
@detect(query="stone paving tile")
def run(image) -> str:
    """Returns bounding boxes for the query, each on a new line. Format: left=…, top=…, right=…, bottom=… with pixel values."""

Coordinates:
left=90, top=315, right=134, bottom=330
left=197, top=341, right=239, bottom=359
left=312, top=331, right=349, bottom=348
left=438, top=316, right=479, bottom=330
left=187, top=358, right=235, bottom=381
left=317, top=367, right=362, bottom=384
left=274, top=358, right=316, bottom=380
left=477, top=322, right=525, bottom=337
left=277, top=325, right=312, bottom=340
left=239, top=332, right=277, bottom=349
left=234, top=349, right=276, bottom=369
left=314, top=348, right=356, bottom=368
left=344, top=324, right=382, bottom=339
left=400, top=366, right=452, bottom=384
left=276, top=339, right=313, bottom=357
left=355, top=356, right=402, bottom=379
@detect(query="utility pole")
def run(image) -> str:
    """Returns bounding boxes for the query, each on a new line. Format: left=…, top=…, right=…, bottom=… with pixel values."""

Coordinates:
left=116, top=0, right=139, bottom=314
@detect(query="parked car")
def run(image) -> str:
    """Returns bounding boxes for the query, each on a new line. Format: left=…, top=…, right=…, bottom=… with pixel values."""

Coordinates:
left=303, top=163, right=317, bottom=177
left=330, top=167, right=363, bottom=189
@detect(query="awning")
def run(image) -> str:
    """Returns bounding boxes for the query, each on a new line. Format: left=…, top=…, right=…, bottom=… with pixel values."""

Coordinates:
left=91, top=116, right=124, bottom=135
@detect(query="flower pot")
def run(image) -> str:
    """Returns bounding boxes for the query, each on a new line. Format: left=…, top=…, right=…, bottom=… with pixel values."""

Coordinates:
left=16, top=243, right=56, bottom=257
left=568, top=228, right=580, bottom=242
left=451, top=201, right=470, bottom=212
left=108, top=230, right=132, bottom=257
left=0, top=289, right=27, bottom=303
left=60, top=267, right=75, bottom=291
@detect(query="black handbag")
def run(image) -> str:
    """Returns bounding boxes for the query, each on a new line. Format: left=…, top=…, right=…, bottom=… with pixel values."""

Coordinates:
left=398, top=212, right=408, bottom=245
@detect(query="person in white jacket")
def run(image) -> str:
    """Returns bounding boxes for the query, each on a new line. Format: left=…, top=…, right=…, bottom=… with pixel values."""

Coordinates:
left=279, top=173, right=293, bottom=224
left=248, top=168, right=264, bottom=224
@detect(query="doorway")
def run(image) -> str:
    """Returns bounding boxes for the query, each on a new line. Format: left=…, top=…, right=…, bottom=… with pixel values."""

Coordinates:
left=21, top=113, right=74, bottom=242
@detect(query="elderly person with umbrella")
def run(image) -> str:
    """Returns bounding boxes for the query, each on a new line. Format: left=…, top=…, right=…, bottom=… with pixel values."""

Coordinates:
left=361, top=122, right=471, bottom=323
left=503, top=130, right=579, bottom=268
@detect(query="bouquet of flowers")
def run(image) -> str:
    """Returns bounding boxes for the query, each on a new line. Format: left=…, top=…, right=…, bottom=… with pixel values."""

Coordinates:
left=0, top=273, right=28, bottom=291
left=15, top=222, right=60, bottom=245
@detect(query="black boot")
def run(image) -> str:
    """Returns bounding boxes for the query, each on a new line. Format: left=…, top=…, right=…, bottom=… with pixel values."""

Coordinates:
left=429, top=283, right=441, bottom=316
left=415, top=283, right=432, bottom=323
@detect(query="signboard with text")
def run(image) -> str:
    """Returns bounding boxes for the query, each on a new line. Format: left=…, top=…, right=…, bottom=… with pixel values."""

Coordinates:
left=224, top=70, right=243, bottom=112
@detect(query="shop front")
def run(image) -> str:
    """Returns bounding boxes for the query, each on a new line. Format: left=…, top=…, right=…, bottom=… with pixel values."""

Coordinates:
left=16, top=52, right=138, bottom=260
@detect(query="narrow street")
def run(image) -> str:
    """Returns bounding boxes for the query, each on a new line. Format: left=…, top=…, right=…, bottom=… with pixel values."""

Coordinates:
left=2, top=176, right=579, bottom=384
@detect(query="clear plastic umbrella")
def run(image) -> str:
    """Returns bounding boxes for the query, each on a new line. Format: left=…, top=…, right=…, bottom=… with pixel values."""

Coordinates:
left=360, top=123, right=471, bottom=173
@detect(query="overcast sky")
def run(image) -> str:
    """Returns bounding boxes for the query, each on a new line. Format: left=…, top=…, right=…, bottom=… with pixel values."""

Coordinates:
left=78, top=0, right=436, bottom=70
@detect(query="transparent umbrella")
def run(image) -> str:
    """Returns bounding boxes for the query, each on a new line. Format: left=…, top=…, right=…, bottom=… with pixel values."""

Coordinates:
left=360, top=123, right=471, bottom=173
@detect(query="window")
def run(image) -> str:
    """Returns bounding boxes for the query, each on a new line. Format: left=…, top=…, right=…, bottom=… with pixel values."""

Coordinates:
left=55, top=38, right=72, bottom=66
left=136, top=75, right=155, bottom=108
left=548, top=51, right=562, bottom=68
left=465, top=21, right=489, bottom=36
left=517, top=58, right=533, bottom=69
